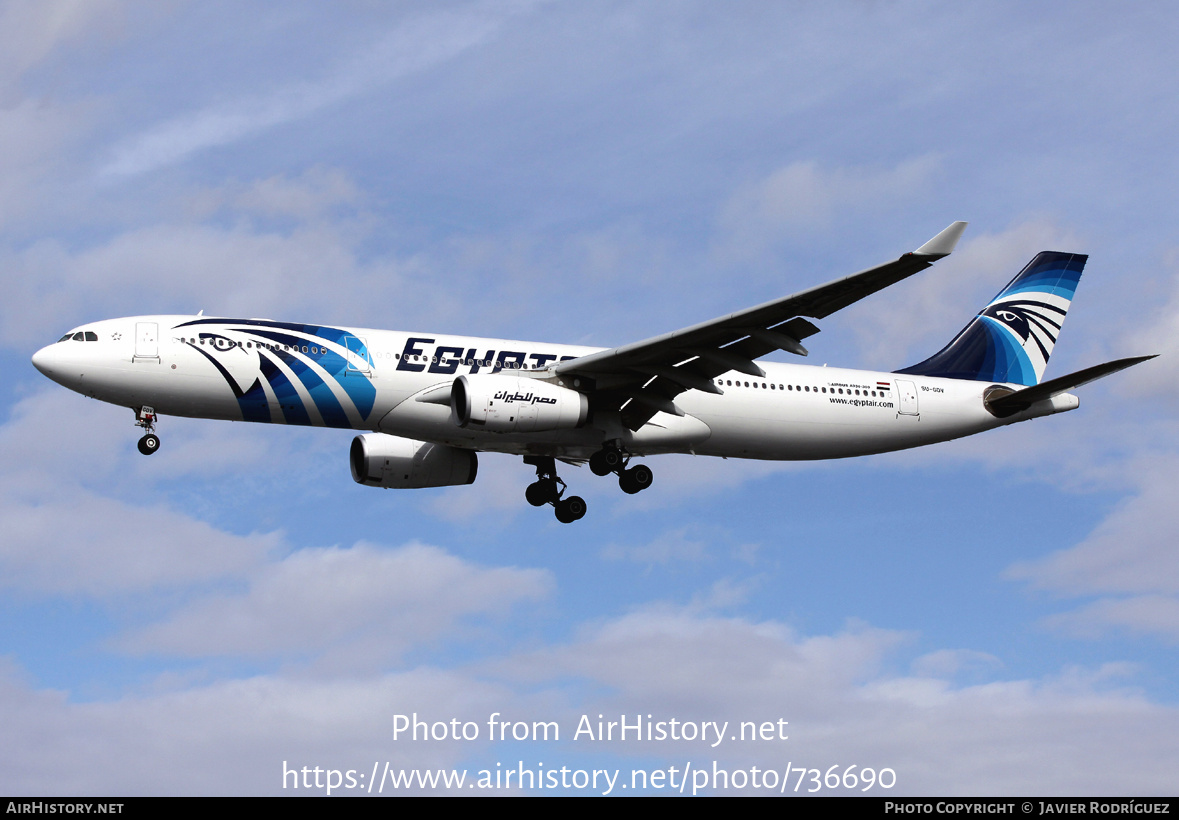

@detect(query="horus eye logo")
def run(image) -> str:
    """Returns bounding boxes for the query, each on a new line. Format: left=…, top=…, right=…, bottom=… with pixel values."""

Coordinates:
left=981, top=299, right=1064, bottom=359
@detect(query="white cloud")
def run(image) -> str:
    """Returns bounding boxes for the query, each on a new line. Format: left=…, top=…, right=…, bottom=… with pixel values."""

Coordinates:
left=0, top=486, right=279, bottom=597
left=3, top=221, right=364, bottom=337
left=2, top=592, right=1177, bottom=794
left=0, top=392, right=279, bottom=596
left=499, top=609, right=1179, bottom=794
left=911, top=649, right=1003, bottom=681
left=602, top=453, right=804, bottom=516
left=188, top=167, right=363, bottom=223
left=1043, top=595, right=1179, bottom=643
left=716, top=156, right=941, bottom=261
left=0, top=660, right=509, bottom=795
left=1, top=165, right=545, bottom=350
left=1122, top=248, right=1179, bottom=397
left=425, top=452, right=533, bottom=524
left=600, top=526, right=710, bottom=565
left=100, top=6, right=518, bottom=178
left=0, top=0, right=124, bottom=94
left=0, top=1, right=132, bottom=230
left=1004, top=457, right=1179, bottom=643
left=1007, top=472, right=1179, bottom=598
left=120, top=541, right=553, bottom=667
left=0, top=100, right=90, bottom=231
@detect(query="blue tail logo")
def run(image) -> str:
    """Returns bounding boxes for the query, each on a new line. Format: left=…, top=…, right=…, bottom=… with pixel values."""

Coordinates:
left=896, top=251, right=1086, bottom=386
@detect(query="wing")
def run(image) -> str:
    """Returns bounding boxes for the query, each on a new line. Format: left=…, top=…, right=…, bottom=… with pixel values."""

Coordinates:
left=554, top=221, right=968, bottom=430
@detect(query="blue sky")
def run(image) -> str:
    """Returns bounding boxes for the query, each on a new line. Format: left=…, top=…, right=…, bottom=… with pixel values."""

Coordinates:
left=2, top=0, right=1178, bottom=795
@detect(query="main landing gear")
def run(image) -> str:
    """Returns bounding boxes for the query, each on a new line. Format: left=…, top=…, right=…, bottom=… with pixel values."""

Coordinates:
left=523, top=456, right=586, bottom=524
left=589, top=444, right=653, bottom=495
left=522, top=446, right=652, bottom=523
left=135, top=406, right=160, bottom=455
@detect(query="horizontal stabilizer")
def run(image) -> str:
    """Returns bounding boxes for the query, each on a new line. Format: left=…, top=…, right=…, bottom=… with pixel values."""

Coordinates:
left=985, top=355, right=1156, bottom=417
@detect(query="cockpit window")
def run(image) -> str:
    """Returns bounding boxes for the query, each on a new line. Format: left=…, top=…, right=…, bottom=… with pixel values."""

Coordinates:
left=60, top=331, right=99, bottom=342
left=59, top=334, right=73, bottom=342
left=72, top=332, right=85, bottom=341
left=84, top=331, right=98, bottom=341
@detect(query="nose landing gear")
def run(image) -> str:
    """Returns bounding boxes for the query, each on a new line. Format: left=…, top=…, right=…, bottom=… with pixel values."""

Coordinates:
left=523, top=456, right=586, bottom=523
left=135, top=407, right=160, bottom=455
left=590, top=444, right=653, bottom=495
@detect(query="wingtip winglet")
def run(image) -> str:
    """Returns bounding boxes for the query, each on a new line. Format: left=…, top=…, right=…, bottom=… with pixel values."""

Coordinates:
left=914, top=221, right=968, bottom=258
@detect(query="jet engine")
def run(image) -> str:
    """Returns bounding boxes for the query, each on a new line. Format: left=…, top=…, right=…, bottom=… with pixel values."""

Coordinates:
left=350, top=434, right=478, bottom=489
left=451, top=375, right=589, bottom=433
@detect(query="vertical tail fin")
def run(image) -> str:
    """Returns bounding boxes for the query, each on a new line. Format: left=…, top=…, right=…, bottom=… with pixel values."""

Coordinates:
left=895, top=251, right=1087, bottom=386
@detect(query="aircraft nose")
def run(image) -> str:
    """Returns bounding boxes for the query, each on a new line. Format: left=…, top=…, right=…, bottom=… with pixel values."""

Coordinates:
left=31, top=344, right=54, bottom=376
left=31, top=343, right=70, bottom=384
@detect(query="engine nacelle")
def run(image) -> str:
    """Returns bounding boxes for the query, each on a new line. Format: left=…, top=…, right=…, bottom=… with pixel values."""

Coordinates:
left=451, top=375, right=589, bottom=433
left=350, top=434, right=478, bottom=489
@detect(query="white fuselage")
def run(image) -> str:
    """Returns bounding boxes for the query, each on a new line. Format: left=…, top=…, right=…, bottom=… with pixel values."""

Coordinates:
left=31, top=315, right=1079, bottom=463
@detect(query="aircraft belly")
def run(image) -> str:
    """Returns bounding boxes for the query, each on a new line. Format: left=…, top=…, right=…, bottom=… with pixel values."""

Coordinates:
left=379, top=401, right=606, bottom=454
left=625, top=412, right=712, bottom=453
left=688, top=390, right=996, bottom=461
left=62, top=359, right=240, bottom=420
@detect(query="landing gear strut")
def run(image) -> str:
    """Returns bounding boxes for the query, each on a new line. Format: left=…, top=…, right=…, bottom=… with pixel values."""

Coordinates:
left=523, top=456, right=586, bottom=523
left=135, top=406, right=160, bottom=455
left=590, top=443, right=653, bottom=495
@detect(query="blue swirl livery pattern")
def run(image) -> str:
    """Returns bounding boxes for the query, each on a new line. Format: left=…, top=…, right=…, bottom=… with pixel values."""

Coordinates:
left=896, top=251, right=1086, bottom=386
left=175, top=318, right=377, bottom=427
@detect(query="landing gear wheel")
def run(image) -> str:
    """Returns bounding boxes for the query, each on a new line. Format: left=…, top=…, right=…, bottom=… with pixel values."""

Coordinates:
left=590, top=446, right=625, bottom=476
left=619, top=463, right=652, bottom=494
left=134, top=407, right=160, bottom=456
left=525, top=482, right=547, bottom=506
left=523, top=456, right=584, bottom=518
left=555, top=495, right=586, bottom=523
left=526, top=478, right=559, bottom=506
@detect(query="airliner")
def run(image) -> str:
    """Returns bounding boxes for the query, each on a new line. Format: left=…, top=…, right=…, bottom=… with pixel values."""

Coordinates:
left=30, top=222, right=1153, bottom=522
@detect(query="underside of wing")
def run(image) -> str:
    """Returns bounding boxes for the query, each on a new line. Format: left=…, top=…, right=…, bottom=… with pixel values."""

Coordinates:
left=555, top=221, right=968, bottom=430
